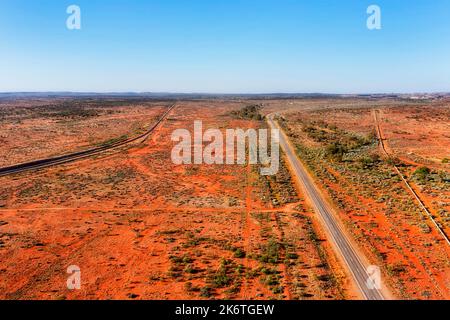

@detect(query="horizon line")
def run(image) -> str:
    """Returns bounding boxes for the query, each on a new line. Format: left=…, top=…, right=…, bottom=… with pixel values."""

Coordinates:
left=1, top=91, right=449, bottom=96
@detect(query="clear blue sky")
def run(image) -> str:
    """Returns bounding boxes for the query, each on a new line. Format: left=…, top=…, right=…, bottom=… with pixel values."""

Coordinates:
left=1, top=0, right=450, bottom=93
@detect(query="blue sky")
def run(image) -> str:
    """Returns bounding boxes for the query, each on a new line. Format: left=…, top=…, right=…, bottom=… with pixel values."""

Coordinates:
left=1, top=0, right=450, bottom=93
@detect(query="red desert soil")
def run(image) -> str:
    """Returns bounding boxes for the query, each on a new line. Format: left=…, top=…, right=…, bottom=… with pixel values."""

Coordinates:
left=0, top=99, right=166, bottom=167
left=0, top=100, right=350, bottom=300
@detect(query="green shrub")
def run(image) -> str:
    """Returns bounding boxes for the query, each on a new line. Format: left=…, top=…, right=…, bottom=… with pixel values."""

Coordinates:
left=325, top=142, right=347, bottom=161
left=234, top=248, right=246, bottom=258
left=231, top=105, right=263, bottom=120
left=413, top=166, right=431, bottom=181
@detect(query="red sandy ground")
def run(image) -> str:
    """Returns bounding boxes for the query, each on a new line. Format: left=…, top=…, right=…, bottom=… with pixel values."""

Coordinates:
left=0, top=99, right=165, bottom=167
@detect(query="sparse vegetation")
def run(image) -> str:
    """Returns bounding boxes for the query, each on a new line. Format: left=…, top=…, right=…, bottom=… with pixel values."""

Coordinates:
left=3, top=97, right=447, bottom=300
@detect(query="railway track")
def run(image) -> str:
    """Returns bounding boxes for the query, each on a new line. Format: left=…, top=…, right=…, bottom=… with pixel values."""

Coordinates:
left=0, top=104, right=176, bottom=178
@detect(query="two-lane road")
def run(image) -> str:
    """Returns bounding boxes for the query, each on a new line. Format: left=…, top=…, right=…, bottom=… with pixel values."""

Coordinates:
left=268, top=115, right=385, bottom=300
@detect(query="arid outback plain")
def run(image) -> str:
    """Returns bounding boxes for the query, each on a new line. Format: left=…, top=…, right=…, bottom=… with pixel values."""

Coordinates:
left=0, top=96, right=449, bottom=300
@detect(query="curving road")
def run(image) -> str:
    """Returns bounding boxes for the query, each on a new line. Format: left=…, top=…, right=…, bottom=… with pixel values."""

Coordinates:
left=267, top=115, right=385, bottom=300
left=0, top=104, right=176, bottom=178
